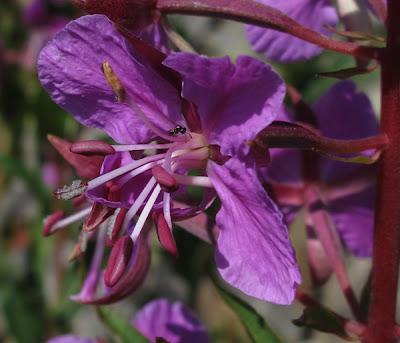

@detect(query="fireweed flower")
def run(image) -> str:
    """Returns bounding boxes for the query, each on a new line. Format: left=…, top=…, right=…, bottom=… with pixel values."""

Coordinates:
left=47, top=298, right=209, bottom=343
left=246, top=0, right=338, bottom=62
left=264, top=81, right=377, bottom=258
left=38, top=14, right=301, bottom=304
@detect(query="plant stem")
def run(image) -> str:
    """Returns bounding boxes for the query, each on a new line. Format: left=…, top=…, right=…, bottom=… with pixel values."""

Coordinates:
left=364, top=1, right=400, bottom=342
left=157, top=0, right=379, bottom=59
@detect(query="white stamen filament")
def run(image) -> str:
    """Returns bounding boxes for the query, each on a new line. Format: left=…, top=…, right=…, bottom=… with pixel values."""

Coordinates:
left=123, top=177, right=157, bottom=231
left=52, top=206, right=92, bottom=231
left=112, top=143, right=175, bottom=151
left=163, top=192, right=173, bottom=230
left=172, top=174, right=214, bottom=188
left=131, top=184, right=162, bottom=241
left=118, top=160, right=164, bottom=186
left=87, top=153, right=165, bottom=190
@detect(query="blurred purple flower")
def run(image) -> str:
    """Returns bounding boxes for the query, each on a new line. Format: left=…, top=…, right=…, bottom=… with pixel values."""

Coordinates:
left=246, top=0, right=338, bottom=62
left=38, top=14, right=301, bottom=304
left=133, top=299, right=209, bottom=343
left=264, top=80, right=377, bottom=257
left=47, top=298, right=208, bottom=343
left=21, top=0, right=69, bottom=69
left=47, top=335, right=98, bottom=343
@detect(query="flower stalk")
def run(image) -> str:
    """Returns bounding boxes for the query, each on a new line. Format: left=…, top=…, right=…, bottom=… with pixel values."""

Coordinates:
left=364, top=1, right=400, bottom=342
left=156, top=0, right=379, bottom=59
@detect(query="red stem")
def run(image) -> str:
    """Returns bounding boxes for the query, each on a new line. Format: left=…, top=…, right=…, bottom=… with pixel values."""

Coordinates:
left=156, top=0, right=379, bottom=59
left=364, top=1, right=400, bottom=342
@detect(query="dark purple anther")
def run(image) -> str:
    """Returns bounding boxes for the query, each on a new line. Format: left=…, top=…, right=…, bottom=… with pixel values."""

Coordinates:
left=152, top=165, right=178, bottom=192
left=104, top=235, right=133, bottom=287
left=70, top=140, right=116, bottom=156
left=153, top=212, right=178, bottom=257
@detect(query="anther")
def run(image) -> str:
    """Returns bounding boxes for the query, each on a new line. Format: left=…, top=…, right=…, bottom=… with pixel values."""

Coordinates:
left=70, top=140, right=116, bottom=156
left=153, top=212, right=178, bottom=257
left=104, top=235, right=133, bottom=288
left=151, top=165, right=178, bottom=192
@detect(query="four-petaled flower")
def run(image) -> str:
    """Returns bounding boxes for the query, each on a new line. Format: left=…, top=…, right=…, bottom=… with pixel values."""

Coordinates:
left=39, top=14, right=301, bottom=304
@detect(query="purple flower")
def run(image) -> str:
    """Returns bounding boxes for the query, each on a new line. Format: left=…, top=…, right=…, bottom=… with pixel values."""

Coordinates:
left=264, top=80, right=377, bottom=257
left=47, top=298, right=208, bottom=343
left=47, top=335, right=98, bottom=343
left=133, top=299, right=209, bottom=343
left=246, top=0, right=338, bottom=62
left=38, top=14, right=301, bottom=304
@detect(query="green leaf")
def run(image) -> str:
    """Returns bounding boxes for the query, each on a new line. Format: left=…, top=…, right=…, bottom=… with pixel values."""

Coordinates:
left=214, top=282, right=282, bottom=343
left=293, top=306, right=356, bottom=341
left=97, top=306, right=148, bottom=343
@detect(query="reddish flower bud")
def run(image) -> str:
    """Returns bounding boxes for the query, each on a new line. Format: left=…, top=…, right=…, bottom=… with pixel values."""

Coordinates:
left=72, top=0, right=159, bottom=30
left=70, top=140, right=116, bottom=156
left=153, top=212, right=178, bottom=257
left=307, top=238, right=333, bottom=288
left=104, top=235, right=133, bottom=287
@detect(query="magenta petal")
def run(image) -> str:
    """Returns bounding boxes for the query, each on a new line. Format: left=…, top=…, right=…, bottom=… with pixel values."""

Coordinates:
left=246, top=0, right=338, bottom=62
left=208, top=158, right=301, bottom=304
left=136, top=22, right=169, bottom=53
left=163, top=53, right=285, bottom=155
left=314, top=81, right=378, bottom=183
left=133, top=299, right=209, bottom=343
left=38, top=15, right=181, bottom=144
left=327, top=187, right=374, bottom=257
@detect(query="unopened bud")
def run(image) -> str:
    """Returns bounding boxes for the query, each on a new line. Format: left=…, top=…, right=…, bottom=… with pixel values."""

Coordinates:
left=307, top=238, right=333, bottom=288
